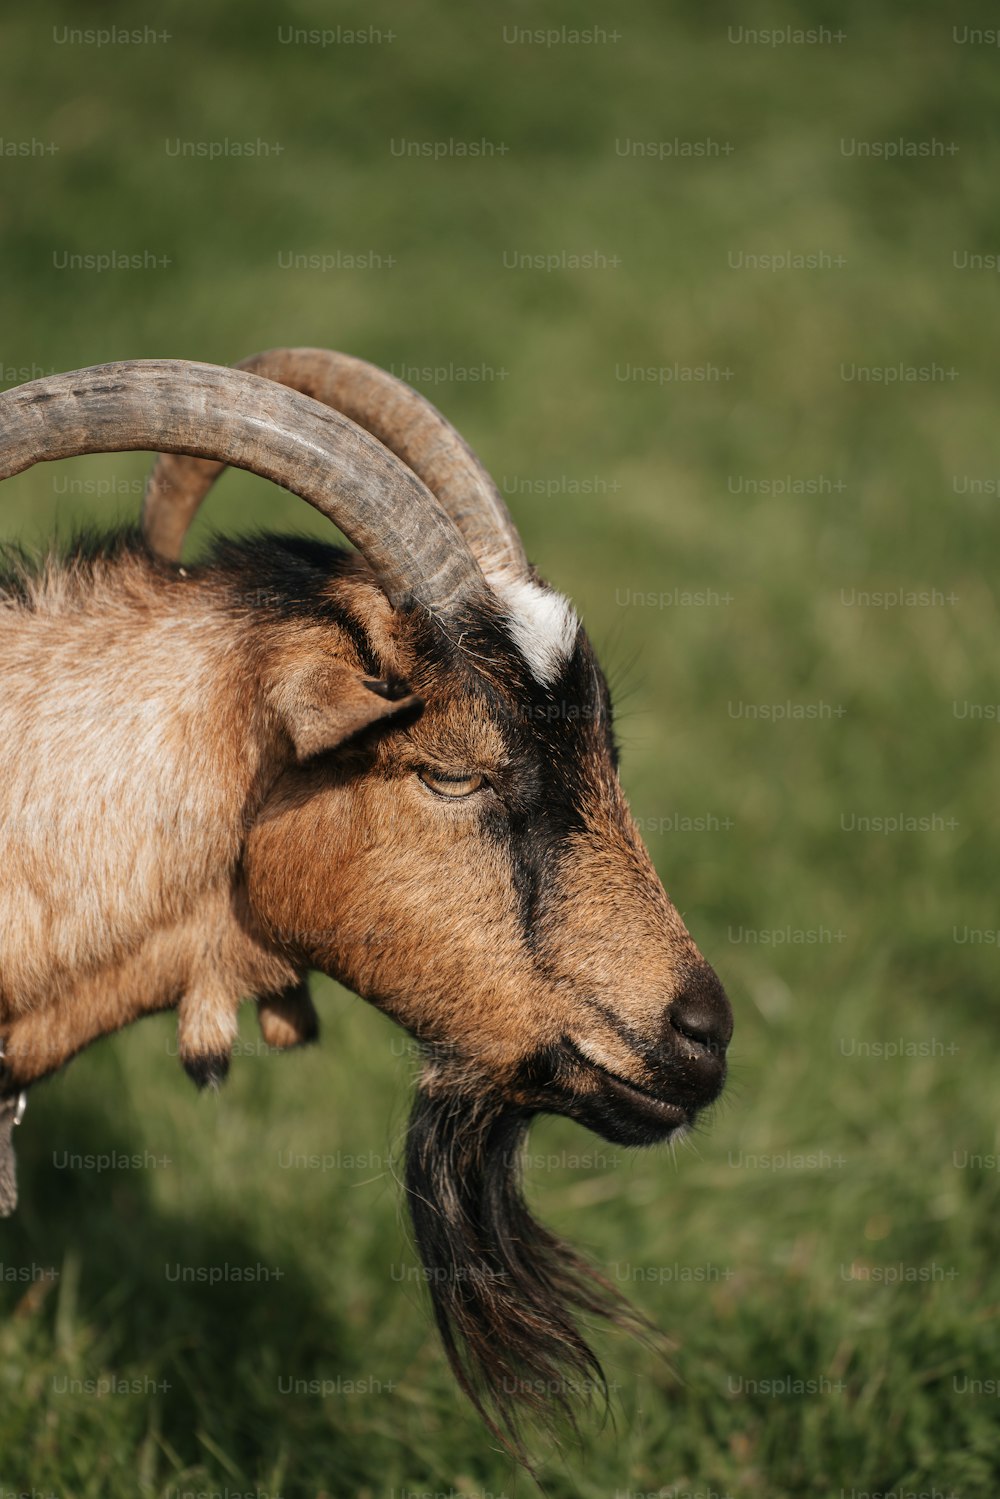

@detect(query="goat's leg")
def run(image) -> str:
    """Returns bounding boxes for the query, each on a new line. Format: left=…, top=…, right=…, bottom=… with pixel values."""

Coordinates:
left=178, top=976, right=315, bottom=1084
left=256, top=977, right=319, bottom=1051
left=176, top=981, right=240, bottom=1089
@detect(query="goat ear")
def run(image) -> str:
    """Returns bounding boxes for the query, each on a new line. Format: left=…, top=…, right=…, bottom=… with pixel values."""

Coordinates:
left=273, top=663, right=423, bottom=761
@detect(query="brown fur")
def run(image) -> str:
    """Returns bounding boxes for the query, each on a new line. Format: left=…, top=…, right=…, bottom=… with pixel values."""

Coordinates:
left=244, top=594, right=721, bottom=1094
left=0, top=549, right=405, bottom=1086
left=0, top=528, right=731, bottom=1458
left=0, top=543, right=724, bottom=1092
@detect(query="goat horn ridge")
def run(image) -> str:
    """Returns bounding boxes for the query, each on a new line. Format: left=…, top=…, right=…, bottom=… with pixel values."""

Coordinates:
left=0, top=359, right=491, bottom=617
left=142, top=347, right=529, bottom=575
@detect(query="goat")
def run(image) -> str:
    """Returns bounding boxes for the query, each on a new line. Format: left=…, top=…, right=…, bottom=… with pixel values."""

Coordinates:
left=0, top=352, right=732, bottom=1458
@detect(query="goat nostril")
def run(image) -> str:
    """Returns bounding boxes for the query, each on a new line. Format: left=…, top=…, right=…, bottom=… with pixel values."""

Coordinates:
left=669, top=970, right=733, bottom=1055
left=673, top=1015, right=724, bottom=1053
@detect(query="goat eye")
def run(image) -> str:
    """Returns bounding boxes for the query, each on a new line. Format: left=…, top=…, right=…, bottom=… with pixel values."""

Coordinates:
left=417, top=768, right=485, bottom=799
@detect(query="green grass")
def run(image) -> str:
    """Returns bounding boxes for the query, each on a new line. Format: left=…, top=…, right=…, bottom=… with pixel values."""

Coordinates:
left=2, top=1, right=1000, bottom=1494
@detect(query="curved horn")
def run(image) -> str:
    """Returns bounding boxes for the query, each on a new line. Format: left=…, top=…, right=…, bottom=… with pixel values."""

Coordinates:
left=0, top=360, right=491, bottom=616
left=143, top=348, right=528, bottom=575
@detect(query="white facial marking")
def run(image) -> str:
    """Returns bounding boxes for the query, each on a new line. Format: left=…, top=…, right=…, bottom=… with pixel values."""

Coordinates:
left=486, top=571, right=579, bottom=686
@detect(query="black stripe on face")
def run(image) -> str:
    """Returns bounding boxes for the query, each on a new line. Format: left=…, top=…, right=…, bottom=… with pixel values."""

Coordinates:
left=458, top=629, right=617, bottom=951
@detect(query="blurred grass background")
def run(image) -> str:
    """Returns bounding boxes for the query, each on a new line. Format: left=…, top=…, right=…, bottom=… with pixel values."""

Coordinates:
left=1, top=0, right=999, bottom=1494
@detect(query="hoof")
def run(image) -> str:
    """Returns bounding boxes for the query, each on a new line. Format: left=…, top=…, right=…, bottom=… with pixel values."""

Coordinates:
left=182, top=1051, right=231, bottom=1091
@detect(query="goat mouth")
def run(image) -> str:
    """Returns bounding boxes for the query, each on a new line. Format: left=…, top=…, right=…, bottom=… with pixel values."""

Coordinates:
left=559, top=1040, right=690, bottom=1146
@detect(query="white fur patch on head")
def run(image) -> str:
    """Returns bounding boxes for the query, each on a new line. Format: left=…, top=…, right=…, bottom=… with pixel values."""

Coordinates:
left=486, top=570, right=579, bottom=686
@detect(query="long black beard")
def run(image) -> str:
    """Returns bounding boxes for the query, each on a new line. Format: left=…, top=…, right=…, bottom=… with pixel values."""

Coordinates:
left=404, top=1064, right=649, bottom=1464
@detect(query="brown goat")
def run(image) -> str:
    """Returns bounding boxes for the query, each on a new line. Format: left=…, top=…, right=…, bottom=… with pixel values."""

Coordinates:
left=0, top=354, right=732, bottom=1458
